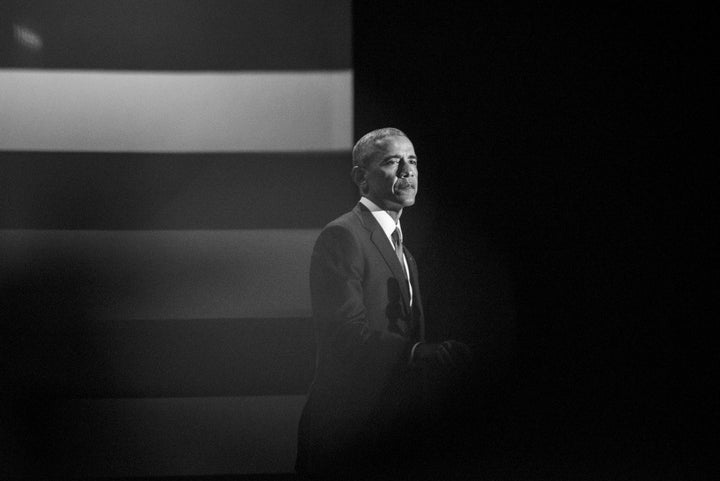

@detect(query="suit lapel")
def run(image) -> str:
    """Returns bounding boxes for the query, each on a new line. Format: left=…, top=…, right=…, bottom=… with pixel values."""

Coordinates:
left=354, top=204, right=412, bottom=311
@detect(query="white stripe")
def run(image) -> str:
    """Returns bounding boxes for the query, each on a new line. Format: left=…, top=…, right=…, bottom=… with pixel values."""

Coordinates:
left=0, top=70, right=352, bottom=152
left=2, top=395, right=305, bottom=477
left=0, top=229, right=318, bottom=319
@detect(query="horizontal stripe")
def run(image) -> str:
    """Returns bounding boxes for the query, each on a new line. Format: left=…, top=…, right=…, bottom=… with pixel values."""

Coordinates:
left=1, top=395, right=305, bottom=477
left=1, top=318, right=315, bottom=397
left=0, top=229, right=318, bottom=319
left=0, top=151, right=357, bottom=229
left=0, top=0, right=351, bottom=70
left=0, top=71, right=353, bottom=152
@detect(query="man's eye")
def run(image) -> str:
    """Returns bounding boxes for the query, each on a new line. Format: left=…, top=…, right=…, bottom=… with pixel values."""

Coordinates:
left=409, top=159, right=417, bottom=165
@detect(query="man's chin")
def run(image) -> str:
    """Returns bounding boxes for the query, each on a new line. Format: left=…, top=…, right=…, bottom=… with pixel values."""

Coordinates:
left=370, top=193, right=416, bottom=211
left=396, top=195, right=416, bottom=208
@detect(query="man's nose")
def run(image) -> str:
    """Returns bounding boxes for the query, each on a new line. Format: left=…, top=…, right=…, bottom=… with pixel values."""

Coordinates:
left=397, top=159, right=413, bottom=177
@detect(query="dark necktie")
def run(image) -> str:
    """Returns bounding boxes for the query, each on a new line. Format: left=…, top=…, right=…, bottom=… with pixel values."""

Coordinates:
left=392, top=226, right=404, bottom=265
left=392, top=226, right=414, bottom=332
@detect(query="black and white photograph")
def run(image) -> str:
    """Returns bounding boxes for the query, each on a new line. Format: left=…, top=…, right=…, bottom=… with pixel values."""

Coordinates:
left=1, top=1, right=711, bottom=480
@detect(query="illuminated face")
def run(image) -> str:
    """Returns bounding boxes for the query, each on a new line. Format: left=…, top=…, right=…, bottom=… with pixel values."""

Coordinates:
left=361, top=135, right=418, bottom=213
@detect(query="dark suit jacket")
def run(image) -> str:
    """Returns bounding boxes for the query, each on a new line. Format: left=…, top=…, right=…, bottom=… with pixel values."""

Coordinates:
left=296, top=202, right=426, bottom=478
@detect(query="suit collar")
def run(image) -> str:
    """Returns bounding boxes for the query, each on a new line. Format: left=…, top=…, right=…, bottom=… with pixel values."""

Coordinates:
left=358, top=197, right=402, bottom=239
left=358, top=197, right=405, bottom=251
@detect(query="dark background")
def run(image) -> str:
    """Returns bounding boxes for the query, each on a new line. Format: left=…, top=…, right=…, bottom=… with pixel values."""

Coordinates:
left=355, top=2, right=712, bottom=479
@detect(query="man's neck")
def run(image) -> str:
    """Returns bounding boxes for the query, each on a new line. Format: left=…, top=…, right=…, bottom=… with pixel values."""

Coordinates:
left=361, top=196, right=402, bottom=223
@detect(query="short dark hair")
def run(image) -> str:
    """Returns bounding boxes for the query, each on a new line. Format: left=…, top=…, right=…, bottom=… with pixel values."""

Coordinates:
left=352, top=127, right=408, bottom=169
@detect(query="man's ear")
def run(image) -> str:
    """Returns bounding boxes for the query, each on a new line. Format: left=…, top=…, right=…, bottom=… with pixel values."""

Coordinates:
left=351, top=165, right=367, bottom=190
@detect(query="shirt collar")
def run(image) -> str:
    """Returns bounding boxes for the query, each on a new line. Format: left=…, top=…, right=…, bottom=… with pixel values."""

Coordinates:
left=359, top=197, right=401, bottom=240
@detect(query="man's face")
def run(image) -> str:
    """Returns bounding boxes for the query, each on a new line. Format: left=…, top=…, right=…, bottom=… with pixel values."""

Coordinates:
left=362, top=135, right=418, bottom=212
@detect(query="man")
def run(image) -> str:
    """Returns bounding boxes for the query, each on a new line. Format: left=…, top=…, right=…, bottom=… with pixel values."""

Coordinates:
left=296, top=128, right=473, bottom=480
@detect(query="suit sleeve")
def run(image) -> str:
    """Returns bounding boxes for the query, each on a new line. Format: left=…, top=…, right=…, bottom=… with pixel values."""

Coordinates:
left=310, top=224, right=411, bottom=386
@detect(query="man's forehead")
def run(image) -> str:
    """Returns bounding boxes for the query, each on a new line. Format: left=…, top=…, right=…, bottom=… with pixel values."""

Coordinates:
left=373, top=135, right=414, bottom=152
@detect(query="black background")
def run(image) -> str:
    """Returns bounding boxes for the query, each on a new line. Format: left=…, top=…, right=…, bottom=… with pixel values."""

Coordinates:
left=355, top=2, right=712, bottom=479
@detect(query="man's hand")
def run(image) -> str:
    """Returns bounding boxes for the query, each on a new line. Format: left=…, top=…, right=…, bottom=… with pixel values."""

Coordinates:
left=411, top=340, right=473, bottom=376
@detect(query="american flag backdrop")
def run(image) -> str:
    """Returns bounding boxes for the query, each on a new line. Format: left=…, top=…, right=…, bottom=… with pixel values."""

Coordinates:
left=0, top=0, right=353, bottom=477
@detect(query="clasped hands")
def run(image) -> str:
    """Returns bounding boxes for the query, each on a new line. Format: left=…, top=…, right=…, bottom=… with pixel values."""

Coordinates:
left=410, top=340, right=473, bottom=377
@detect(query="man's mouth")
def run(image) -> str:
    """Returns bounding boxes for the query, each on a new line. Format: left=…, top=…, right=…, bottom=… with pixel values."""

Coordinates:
left=394, top=179, right=415, bottom=191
